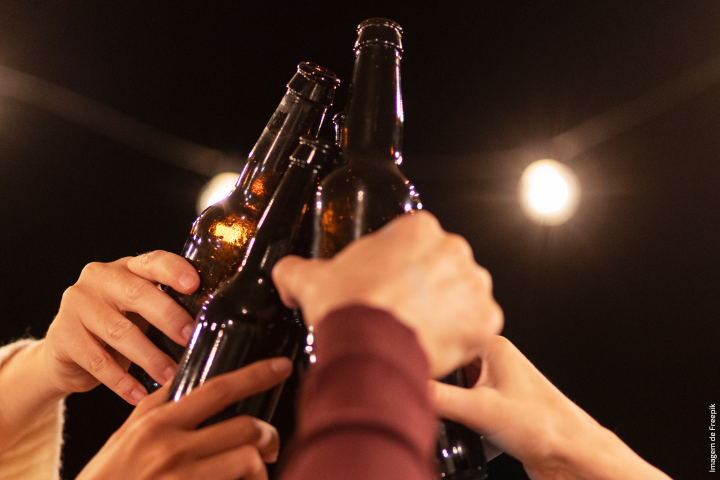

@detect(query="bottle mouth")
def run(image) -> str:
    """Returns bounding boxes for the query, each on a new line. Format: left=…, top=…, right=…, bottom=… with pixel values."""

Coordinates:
left=288, top=62, right=340, bottom=105
left=355, top=18, right=403, bottom=53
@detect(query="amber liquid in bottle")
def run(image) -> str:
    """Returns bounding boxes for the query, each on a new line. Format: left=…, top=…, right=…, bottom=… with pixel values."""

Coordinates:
left=169, top=137, right=340, bottom=426
left=313, top=18, right=488, bottom=480
left=130, top=63, right=339, bottom=392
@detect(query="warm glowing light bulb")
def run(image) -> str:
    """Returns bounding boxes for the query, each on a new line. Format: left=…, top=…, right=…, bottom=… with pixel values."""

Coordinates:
left=196, top=172, right=240, bottom=214
left=520, top=159, right=579, bottom=225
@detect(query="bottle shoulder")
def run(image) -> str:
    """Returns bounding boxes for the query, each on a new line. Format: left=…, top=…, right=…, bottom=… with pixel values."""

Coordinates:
left=321, top=162, right=411, bottom=189
left=319, top=162, right=420, bottom=203
left=191, top=203, right=260, bottom=244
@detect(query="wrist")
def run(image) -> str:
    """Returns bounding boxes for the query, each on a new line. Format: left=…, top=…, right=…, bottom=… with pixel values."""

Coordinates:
left=543, top=423, right=671, bottom=480
left=34, top=339, right=74, bottom=398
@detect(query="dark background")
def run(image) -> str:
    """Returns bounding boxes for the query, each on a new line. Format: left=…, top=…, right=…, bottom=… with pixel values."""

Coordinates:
left=1, top=2, right=718, bottom=479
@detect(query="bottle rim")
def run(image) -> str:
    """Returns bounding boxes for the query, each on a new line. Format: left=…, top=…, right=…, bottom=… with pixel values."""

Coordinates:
left=297, top=62, right=340, bottom=86
left=354, top=18, right=403, bottom=53
left=287, top=62, right=340, bottom=105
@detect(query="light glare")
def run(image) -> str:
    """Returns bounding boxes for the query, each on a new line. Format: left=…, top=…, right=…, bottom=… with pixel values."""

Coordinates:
left=520, top=159, right=579, bottom=225
left=196, top=172, right=240, bottom=215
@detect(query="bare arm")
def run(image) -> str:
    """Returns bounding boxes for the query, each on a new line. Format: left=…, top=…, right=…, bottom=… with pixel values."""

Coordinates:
left=431, top=336, right=672, bottom=480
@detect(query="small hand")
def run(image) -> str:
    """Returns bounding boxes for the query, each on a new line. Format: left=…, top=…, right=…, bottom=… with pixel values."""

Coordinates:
left=43, top=250, right=199, bottom=404
left=77, top=357, right=292, bottom=480
left=431, top=336, right=671, bottom=480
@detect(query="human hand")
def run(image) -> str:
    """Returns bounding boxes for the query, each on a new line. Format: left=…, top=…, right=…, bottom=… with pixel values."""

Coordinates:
left=272, top=211, right=503, bottom=378
left=431, top=336, right=671, bottom=480
left=77, top=356, right=293, bottom=480
left=42, top=250, right=200, bottom=404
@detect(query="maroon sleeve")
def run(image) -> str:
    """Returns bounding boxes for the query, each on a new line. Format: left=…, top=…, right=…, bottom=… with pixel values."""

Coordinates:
left=278, top=305, right=438, bottom=480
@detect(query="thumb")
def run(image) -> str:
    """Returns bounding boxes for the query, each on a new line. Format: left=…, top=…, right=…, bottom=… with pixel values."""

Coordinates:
left=271, top=255, right=316, bottom=309
left=429, top=380, right=500, bottom=434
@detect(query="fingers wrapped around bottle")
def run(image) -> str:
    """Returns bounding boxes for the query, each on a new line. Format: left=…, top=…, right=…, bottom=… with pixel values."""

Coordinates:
left=44, top=250, right=199, bottom=404
left=272, top=211, right=503, bottom=378
left=77, top=357, right=292, bottom=480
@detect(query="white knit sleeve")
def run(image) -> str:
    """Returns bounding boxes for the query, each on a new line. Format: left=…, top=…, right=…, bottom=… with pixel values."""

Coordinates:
left=0, top=340, right=65, bottom=480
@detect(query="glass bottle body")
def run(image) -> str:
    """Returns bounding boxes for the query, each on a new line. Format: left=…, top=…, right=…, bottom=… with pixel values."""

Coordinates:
left=168, top=86, right=330, bottom=318
left=170, top=269, right=304, bottom=424
left=313, top=18, right=488, bottom=480
left=169, top=138, right=339, bottom=426
left=131, top=63, right=339, bottom=392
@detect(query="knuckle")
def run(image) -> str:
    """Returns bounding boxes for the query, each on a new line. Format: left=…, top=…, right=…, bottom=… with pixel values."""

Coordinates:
left=145, top=350, right=172, bottom=372
left=105, top=318, right=136, bottom=343
left=200, top=378, right=234, bottom=404
left=113, top=372, right=138, bottom=398
left=413, top=209, right=438, bottom=227
left=237, top=415, right=263, bottom=441
left=87, top=351, right=112, bottom=374
left=415, top=210, right=442, bottom=234
left=123, top=277, right=155, bottom=303
left=164, top=306, right=193, bottom=332
left=488, top=302, right=504, bottom=333
left=445, top=234, right=474, bottom=259
left=147, top=438, right=181, bottom=466
left=137, top=250, right=162, bottom=269
left=60, top=284, right=83, bottom=305
left=79, top=261, right=109, bottom=282
left=474, top=265, right=494, bottom=289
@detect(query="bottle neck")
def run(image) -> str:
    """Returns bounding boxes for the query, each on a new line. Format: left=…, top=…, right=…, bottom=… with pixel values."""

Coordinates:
left=221, top=62, right=338, bottom=212
left=228, top=139, right=338, bottom=289
left=238, top=92, right=328, bottom=210
left=343, top=43, right=403, bottom=166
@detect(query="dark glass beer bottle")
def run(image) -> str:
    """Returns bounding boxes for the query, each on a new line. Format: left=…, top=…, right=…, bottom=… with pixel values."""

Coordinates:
left=168, top=137, right=340, bottom=425
left=313, top=19, right=488, bottom=480
left=131, top=63, right=339, bottom=392
left=313, top=19, right=419, bottom=258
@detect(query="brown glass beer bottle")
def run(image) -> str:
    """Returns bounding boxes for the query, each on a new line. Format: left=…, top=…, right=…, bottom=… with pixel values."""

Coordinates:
left=131, top=63, right=339, bottom=392
left=168, top=137, right=340, bottom=425
left=312, top=19, right=488, bottom=480
left=312, top=19, right=419, bottom=257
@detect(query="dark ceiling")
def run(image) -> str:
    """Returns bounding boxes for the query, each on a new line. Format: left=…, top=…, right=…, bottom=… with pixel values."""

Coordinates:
left=1, top=2, right=718, bottom=479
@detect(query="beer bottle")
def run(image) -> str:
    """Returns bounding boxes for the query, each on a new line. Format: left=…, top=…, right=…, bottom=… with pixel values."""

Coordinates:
left=312, top=19, right=488, bottom=480
left=169, top=137, right=340, bottom=425
left=131, top=62, right=339, bottom=392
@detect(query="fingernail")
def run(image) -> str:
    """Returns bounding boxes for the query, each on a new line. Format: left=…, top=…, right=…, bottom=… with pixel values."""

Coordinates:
left=181, top=323, right=195, bottom=344
left=162, top=366, right=176, bottom=384
left=130, top=388, right=147, bottom=404
left=270, top=357, right=292, bottom=374
left=178, top=273, right=197, bottom=290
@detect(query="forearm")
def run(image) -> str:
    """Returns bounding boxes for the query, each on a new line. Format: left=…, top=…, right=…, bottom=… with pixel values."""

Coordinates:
left=534, top=423, right=672, bottom=480
left=0, top=339, right=67, bottom=452
left=565, top=426, right=670, bottom=480
left=280, top=306, right=437, bottom=480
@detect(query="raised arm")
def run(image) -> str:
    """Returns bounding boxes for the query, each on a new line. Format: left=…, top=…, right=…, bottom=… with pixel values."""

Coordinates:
left=431, top=336, right=673, bottom=480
